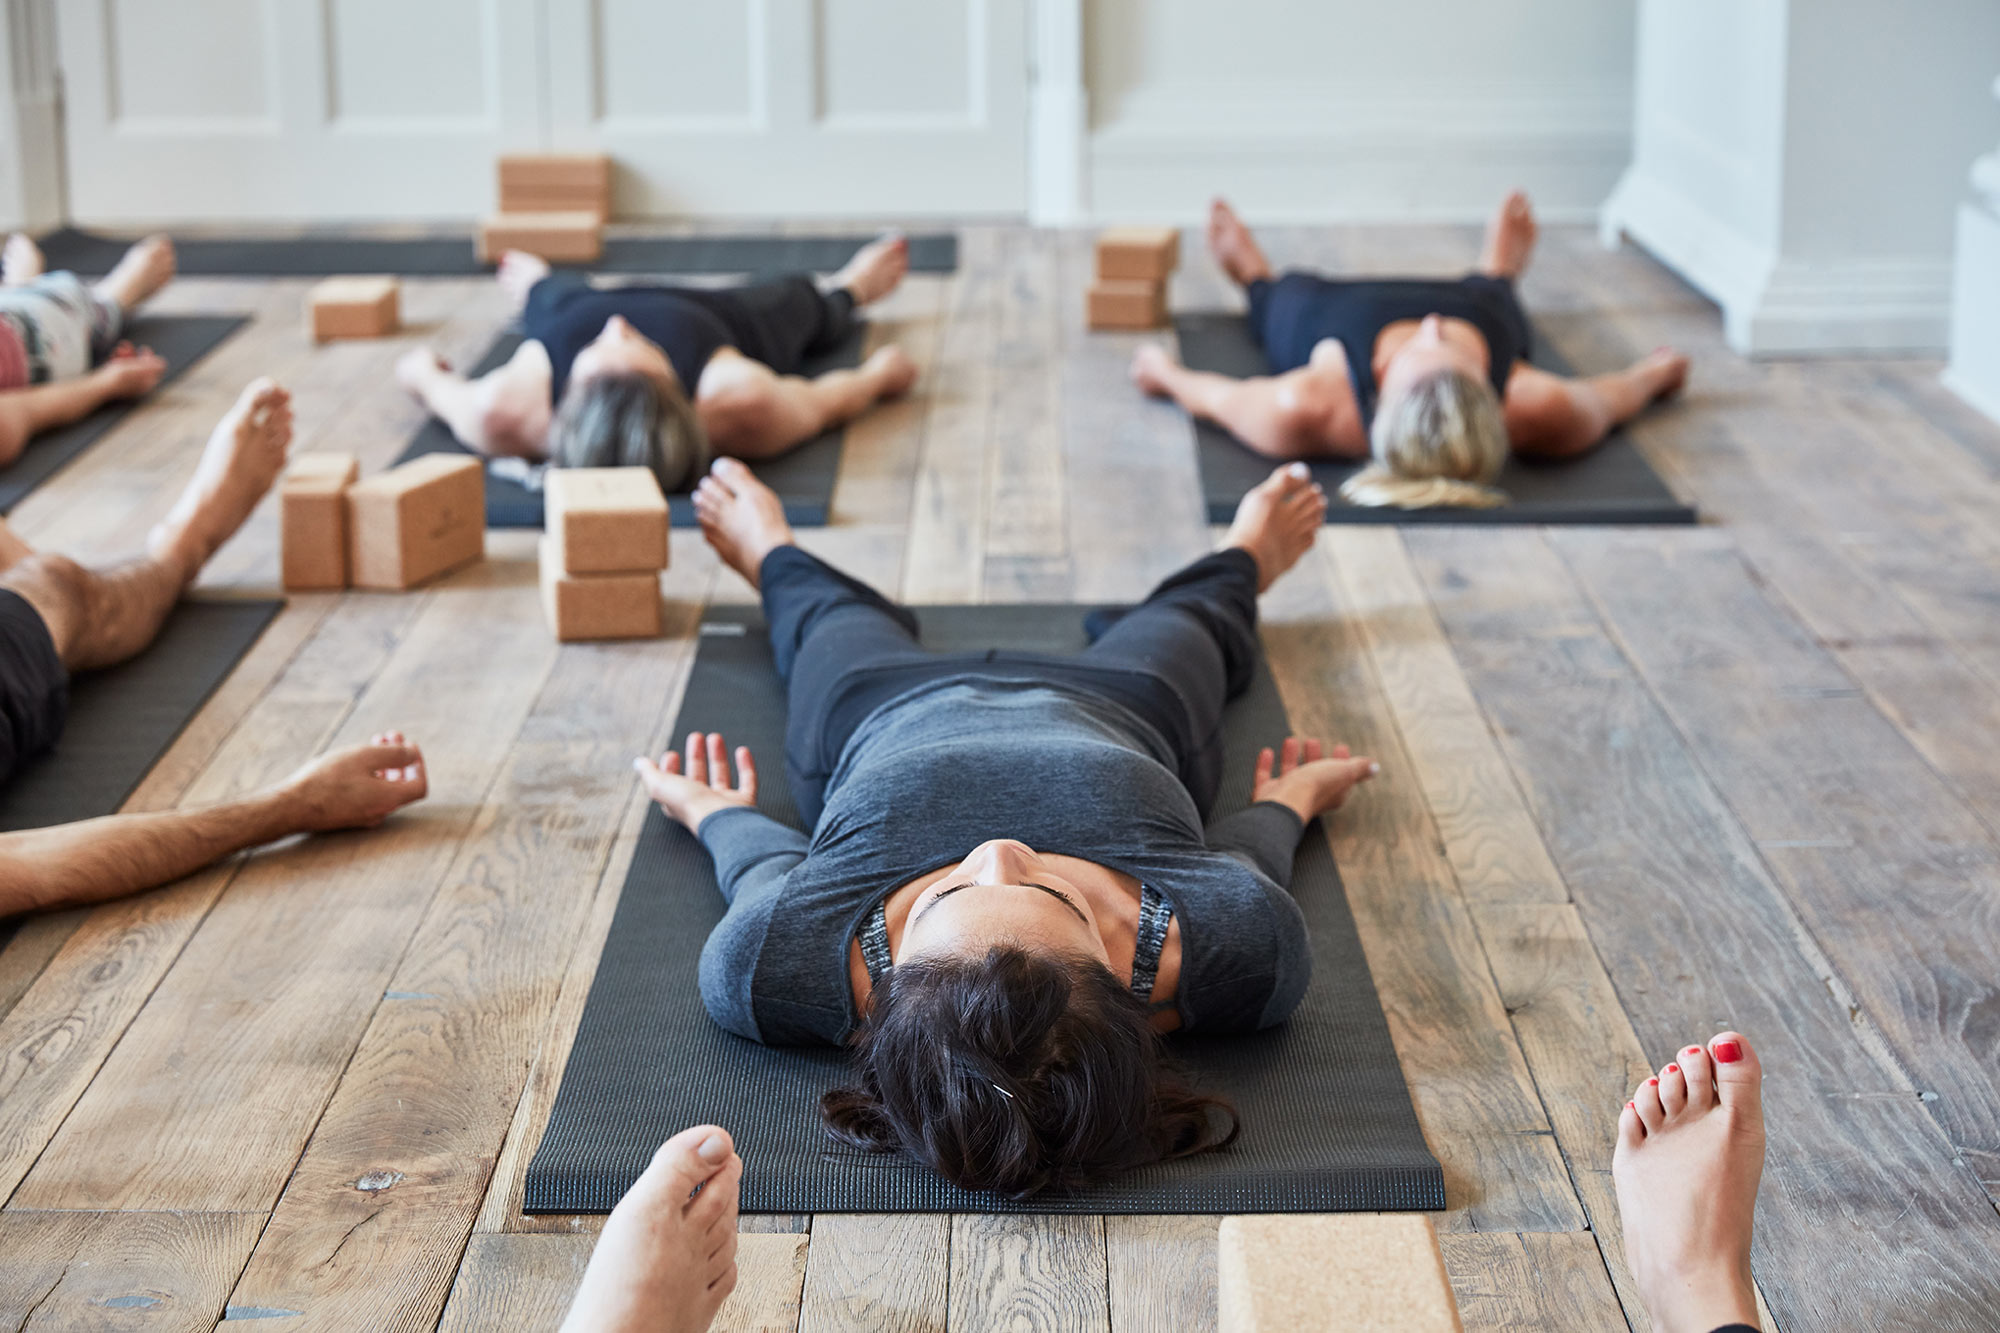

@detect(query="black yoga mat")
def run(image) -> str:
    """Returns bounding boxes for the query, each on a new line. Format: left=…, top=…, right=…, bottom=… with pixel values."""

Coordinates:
left=1175, top=312, right=1698, bottom=526
left=394, top=327, right=859, bottom=529
left=0, top=314, right=249, bottom=514
left=0, top=597, right=282, bottom=832
left=35, top=229, right=958, bottom=279
left=525, top=604, right=1445, bottom=1215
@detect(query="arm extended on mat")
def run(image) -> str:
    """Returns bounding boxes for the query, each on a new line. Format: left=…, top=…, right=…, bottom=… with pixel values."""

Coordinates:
left=1502, top=352, right=1689, bottom=460
left=695, top=346, right=914, bottom=462
left=635, top=732, right=807, bottom=904
left=1131, top=341, right=1365, bottom=462
left=0, top=345, right=167, bottom=466
left=1210, top=738, right=1378, bottom=886
left=0, top=737, right=426, bottom=917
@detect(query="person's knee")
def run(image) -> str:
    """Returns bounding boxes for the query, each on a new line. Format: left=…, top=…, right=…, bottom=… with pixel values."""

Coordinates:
left=1, top=552, right=91, bottom=657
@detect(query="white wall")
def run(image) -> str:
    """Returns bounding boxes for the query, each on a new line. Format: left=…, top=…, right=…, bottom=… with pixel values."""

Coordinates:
left=1081, top=0, right=1637, bottom=223
left=0, top=0, right=63, bottom=231
left=1604, top=0, right=2000, bottom=354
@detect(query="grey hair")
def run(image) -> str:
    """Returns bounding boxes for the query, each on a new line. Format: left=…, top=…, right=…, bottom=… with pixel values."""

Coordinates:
left=547, top=371, right=710, bottom=493
left=1340, top=367, right=1508, bottom=509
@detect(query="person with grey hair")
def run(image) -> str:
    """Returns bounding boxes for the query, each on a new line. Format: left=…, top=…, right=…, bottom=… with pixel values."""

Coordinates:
left=1130, top=193, right=1691, bottom=509
left=395, top=234, right=918, bottom=495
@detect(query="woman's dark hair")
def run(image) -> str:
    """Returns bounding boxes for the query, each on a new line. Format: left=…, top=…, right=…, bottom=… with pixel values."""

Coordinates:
left=821, top=946, right=1239, bottom=1197
left=548, top=371, right=709, bottom=492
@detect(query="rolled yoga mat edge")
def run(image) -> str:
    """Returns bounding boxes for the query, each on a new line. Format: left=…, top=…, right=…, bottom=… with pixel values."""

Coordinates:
left=1174, top=310, right=1699, bottom=527
left=394, top=327, right=858, bottom=530
left=0, top=314, right=251, bottom=515
left=0, top=597, right=284, bottom=833
left=523, top=603, right=1445, bottom=1216
left=35, top=229, right=958, bottom=279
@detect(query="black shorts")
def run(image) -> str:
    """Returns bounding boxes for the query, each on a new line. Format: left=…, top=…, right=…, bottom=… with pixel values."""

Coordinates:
left=0, top=587, right=68, bottom=786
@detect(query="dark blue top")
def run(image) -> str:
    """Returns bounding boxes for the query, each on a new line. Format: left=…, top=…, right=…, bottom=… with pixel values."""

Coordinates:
left=694, top=677, right=1312, bottom=1046
left=1246, top=271, right=1532, bottom=425
left=523, top=275, right=735, bottom=402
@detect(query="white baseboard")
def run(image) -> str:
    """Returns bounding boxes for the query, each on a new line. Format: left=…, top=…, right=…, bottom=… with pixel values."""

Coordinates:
left=1086, top=107, right=1631, bottom=225
left=1602, top=164, right=1954, bottom=355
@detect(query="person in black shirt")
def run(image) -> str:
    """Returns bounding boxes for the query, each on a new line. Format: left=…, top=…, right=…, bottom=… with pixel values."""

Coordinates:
left=394, top=234, right=918, bottom=494
left=1132, top=193, right=1691, bottom=509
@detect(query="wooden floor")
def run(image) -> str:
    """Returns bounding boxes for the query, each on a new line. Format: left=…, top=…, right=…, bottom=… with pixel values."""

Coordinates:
left=3, top=221, right=1999, bottom=1332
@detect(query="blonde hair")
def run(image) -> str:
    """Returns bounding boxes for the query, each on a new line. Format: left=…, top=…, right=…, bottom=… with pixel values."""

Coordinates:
left=1340, top=368, right=1508, bottom=509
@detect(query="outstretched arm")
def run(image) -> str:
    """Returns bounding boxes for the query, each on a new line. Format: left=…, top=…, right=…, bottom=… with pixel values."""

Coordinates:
left=0, top=736, right=427, bottom=917
left=1503, top=349, right=1689, bottom=460
left=0, top=347, right=167, bottom=465
left=394, top=340, right=553, bottom=459
left=1129, top=342, right=1365, bottom=461
left=695, top=345, right=916, bottom=461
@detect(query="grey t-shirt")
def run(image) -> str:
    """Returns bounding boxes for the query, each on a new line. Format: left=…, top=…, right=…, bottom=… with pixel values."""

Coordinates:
left=695, top=676, right=1312, bottom=1046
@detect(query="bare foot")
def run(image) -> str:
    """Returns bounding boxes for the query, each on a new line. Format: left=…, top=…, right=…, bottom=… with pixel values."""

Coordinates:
left=395, top=346, right=453, bottom=396
left=829, top=232, right=909, bottom=306
left=96, top=234, right=176, bottom=309
left=559, top=1126, right=742, bottom=1333
left=498, top=249, right=552, bottom=310
left=1129, top=343, right=1178, bottom=397
left=1224, top=462, right=1327, bottom=591
left=1614, top=1032, right=1764, bottom=1333
left=1207, top=198, right=1273, bottom=288
left=3, top=233, right=44, bottom=286
left=864, top=344, right=918, bottom=399
left=1639, top=346, right=1691, bottom=403
left=147, top=378, right=293, bottom=580
left=693, top=457, right=795, bottom=589
left=1479, top=191, right=1538, bottom=279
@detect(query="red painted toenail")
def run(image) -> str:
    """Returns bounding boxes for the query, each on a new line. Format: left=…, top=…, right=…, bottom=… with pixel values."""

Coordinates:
left=1666, top=1064, right=1679, bottom=1074
left=1686, top=1046, right=1701, bottom=1055
left=1713, top=1039, right=1743, bottom=1064
left=1648, top=1077, right=1658, bottom=1085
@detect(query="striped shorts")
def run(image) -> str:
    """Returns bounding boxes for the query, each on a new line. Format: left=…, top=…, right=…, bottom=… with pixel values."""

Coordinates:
left=0, top=272, right=124, bottom=389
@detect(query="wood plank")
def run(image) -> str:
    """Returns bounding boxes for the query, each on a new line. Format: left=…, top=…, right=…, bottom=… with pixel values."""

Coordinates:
left=0, top=594, right=422, bottom=1206
left=982, top=230, right=1069, bottom=601
left=0, top=1209, right=261, bottom=1331
left=1554, top=527, right=2000, bottom=1191
left=799, top=1213, right=949, bottom=1333
left=1259, top=546, right=1583, bottom=1232
left=1439, top=1231, right=1626, bottom=1332
left=12, top=546, right=561, bottom=1212
left=830, top=274, right=948, bottom=531
left=0, top=910, right=86, bottom=1022
left=947, top=1213, right=1108, bottom=1333
left=1410, top=526, right=2000, bottom=1329
left=1105, top=1215, right=1216, bottom=1333
left=438, top=1230, right=808, bottom=1333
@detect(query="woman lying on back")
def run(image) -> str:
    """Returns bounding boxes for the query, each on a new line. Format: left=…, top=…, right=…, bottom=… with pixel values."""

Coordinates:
left=635, top=459, right=1376, bottom=1196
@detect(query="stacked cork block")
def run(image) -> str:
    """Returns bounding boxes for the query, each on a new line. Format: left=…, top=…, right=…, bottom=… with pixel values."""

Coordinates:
left=307, top=276, right=399, bottom=341
left=1088, top=226, right=1179, bottom=331
left=539, top=467, right=668, bottom=642
left=1217, top=1215, right=1461, bottom=1333
left=347, top=455, right=487, bottom=591
left=280, top=453, right=360, bottom=590
left=479, top=153, right=611, bottom=264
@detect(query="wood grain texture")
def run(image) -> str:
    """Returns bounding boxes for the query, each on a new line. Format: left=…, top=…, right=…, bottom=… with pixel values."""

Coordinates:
left=947, top=1213, right=1109, bottom=1333
left=1412, top=526, right=2000, bottom=1329
left=799, top=1213, right=949, bottom=1333
left=1439, top=1231, right=1626, bottom=1332
left=1106, top=1215, right=1218, bottom=1333
left=903, top=228, right=1000, bottom=602
left=438, top=1232, right=593, bottom=1333
left=1261, top=546, right=1583, bottom=1232
left=0, top=1210, right=261, bottom=1331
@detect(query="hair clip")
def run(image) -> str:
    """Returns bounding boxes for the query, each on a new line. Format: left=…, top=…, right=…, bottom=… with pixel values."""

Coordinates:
left=992, top=1082, right=1015, bottom=1100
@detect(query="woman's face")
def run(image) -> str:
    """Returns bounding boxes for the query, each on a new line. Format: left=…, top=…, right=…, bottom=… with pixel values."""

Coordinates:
left=1379, top=314, right=1489, bottom=405
left=895, top=839, right=1112, bottom=967
left=570, top=315, right=678, bottom=394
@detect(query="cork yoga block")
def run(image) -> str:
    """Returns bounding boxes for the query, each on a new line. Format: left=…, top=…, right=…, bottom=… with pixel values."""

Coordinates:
left=346, top=455, right=486, bottom=591
left=477, top=212, right=603, bottom=264
left=280, top=452, right=359, bottom=591
left=546, top=467, right=669, bottom=575
left=308, top=275, right=399, bottom=341
left=498, top=153, right=611, bottom=197
left=1217, top=1215, right=1462, bottom=1333
left=1087, top=278, right=1167, bottom=331
left=1096, top=226, right=1180, bottom=282
left=539, top=538, right=662, bottom=642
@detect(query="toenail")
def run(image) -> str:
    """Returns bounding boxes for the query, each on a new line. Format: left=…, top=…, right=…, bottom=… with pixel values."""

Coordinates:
left=1665, top=1064, right=1678, bottom=1074
left=1647, top=1078, right=1658, bottom=1086
left=1713, top=1039, right=1743, bottom=1064
left=698, top=1133, right=730, bottom=1162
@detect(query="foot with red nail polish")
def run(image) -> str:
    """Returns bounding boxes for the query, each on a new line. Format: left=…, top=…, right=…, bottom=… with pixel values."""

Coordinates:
left=1614, top=1032, right=1765, bottom=1333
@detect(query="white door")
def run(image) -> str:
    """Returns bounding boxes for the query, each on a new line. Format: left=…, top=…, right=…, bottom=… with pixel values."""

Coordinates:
left=543, top=0, right=1030, bottom=217
left=58, top=0, right=543, bottom=223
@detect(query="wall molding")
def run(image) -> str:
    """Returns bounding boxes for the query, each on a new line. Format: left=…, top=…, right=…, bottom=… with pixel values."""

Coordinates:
left=1605, top=163, right=1955, bottom=355
left=0, top=0, right=63, bottom=229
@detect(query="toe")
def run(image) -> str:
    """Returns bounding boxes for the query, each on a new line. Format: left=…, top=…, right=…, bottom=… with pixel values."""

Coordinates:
left=1679, top=1042, right=1716, bottom=1110
left=1707, top=1031, right=1762, bottom=1112
left=1633, top=1075, right=1665, bottom=1133
left=1617, top=1098, right=1645, bottom=1148
left=1658, top=1060, right=1688, bottom=1118
left=639, top=1125, right=735, bottom=1207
